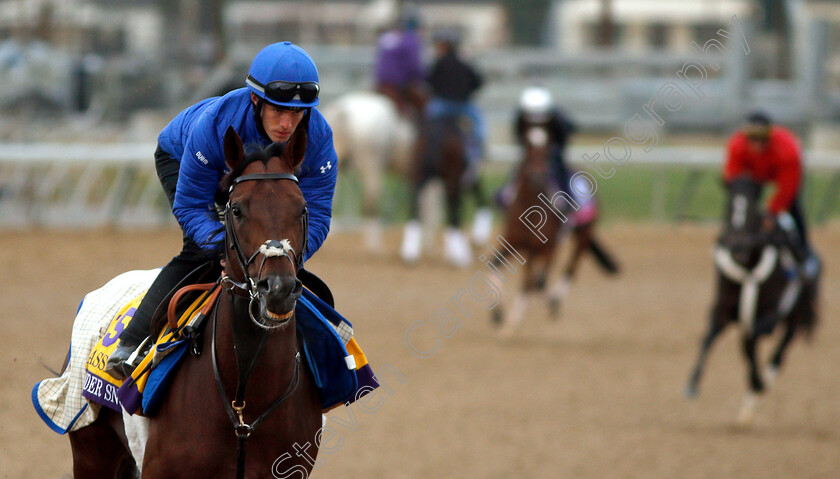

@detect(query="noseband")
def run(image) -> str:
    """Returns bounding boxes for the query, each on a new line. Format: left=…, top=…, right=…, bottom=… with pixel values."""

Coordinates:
left=221, top=172, right=310, bottom=329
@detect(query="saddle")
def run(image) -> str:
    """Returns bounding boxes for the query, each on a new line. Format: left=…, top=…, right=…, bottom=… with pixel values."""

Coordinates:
left=96, top=268, right=369, bottom=416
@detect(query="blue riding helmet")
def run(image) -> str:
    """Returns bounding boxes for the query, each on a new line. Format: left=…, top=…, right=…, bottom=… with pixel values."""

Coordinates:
left=246, top=42, right=320, bottom=108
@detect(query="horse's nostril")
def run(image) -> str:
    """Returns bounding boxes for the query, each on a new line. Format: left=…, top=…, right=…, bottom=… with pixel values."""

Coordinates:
left=257, top=275, right=297, bottom=298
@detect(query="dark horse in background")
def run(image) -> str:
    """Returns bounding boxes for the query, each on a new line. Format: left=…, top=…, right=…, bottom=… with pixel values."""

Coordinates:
left=399, top=110, right=473, bottom=267
left=69, top=128, right=322, bottom=478
left=685, top=176, right=820, bottom=424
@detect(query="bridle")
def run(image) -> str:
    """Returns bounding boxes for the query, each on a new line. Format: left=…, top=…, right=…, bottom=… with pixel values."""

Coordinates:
left=220, top=172, right=309, bottom=329
left=211, top=171, right=309, bottom=479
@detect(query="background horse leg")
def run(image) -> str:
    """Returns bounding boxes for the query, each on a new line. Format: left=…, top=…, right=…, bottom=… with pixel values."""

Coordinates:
left=588, top=236, right=620, bottom=274
left=737, top=333, right=764, bottom=425
left=400, top=174, right=429, bottom=264
left=401, top=126, right=432, bottom=264
left=469, top=178, right=494, bottom=246
left=548, top=226, right=587, bottom=318
left=765, top=319, right=797, bottom=387
left=488, top=259, right=509, bottom=326
left=499, top=259, right=547, bottom=337
left=69, top=409, right=137, bottom=479
left=442, top=168, right=472, bottom=267
left=685, top=308, right=727, bottom=398
left=439, top=132, right=471, bottom=268
left=499, top=291, right=530, bottom=338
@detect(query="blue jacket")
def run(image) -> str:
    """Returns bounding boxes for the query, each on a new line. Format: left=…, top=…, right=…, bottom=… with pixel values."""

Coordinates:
left=158, top=88, right=337, bottom=262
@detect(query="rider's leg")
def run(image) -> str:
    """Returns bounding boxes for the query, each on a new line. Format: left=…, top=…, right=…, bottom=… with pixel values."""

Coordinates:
left=550, top=149, right=572, bottom=194
left=464, top=102, right=486, bottom=165
left=106, top=146, right=217, bottom=378
left=785, top=197, right=820, bottom=278
left=787, top=197, right=811, bottom=253
left=116, top=240, right=212, bottom=348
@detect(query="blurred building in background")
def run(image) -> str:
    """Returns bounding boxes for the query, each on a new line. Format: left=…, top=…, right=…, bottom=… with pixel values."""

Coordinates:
left=1, top=0, right=840, bottom=229
left=0, top=0, right=838, bottom=137
left=548, top=0, right=752, bottom=52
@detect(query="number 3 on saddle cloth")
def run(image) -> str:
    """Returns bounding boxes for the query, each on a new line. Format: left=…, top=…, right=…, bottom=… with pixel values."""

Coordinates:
left=32, top=269, right=377, bottom=434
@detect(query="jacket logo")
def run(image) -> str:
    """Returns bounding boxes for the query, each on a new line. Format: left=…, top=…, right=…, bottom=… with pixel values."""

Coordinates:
left=320, top=161, right=332, bottom=174
left=196, top=151, right=208, bottom=165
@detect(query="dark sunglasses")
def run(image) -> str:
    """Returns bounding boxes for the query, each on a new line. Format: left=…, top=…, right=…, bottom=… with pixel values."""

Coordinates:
left=246, top=75, right=319, bottom=104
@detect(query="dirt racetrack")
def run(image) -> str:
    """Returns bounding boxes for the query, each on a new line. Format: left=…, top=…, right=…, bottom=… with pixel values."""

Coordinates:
left=2, top=223, right=839, bottom=479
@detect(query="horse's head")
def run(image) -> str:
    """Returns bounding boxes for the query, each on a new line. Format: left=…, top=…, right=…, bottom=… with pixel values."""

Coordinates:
left=520, top=125, right=552, bottom=189
left=720, top=175, right=766, bottom=264
left=219, top=126, right=308, bottom=328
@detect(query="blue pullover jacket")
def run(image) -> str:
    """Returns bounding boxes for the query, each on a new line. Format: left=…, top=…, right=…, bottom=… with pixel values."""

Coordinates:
left=158, top=87, right=337, bottom=262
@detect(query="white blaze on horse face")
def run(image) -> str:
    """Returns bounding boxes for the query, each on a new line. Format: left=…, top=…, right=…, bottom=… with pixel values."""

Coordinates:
left=732, top=195, right=748, bottom=229
left=527, top=127, right=549, bottom=147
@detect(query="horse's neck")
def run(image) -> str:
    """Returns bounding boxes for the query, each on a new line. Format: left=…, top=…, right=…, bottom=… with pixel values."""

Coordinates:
left=517, top=156, right=549, bottom=196
left=216, top=292, right=299, bottom=378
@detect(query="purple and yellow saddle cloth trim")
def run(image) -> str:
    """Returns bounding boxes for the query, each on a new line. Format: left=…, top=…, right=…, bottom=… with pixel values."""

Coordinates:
left=81, top=293, right=145, bottom=412
left=80, top=287, right=197, bottom=414
left=83, top=284, right=377, bottom=415
left=117, top=285, right=220, bottom=415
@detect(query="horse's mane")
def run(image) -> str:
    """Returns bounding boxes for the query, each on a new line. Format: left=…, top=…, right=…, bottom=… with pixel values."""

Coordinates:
left=218, top=128, right=307, bottom=203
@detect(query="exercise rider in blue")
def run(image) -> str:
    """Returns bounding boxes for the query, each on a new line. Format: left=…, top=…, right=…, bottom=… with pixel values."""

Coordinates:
left=106, top=42, right=338, bottom=378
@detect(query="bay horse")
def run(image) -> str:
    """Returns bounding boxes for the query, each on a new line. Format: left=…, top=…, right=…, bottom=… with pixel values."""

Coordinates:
left=490, top=125, right=570, bottom=335
left=69, top=127, right=322, bottom=478
left=684, top=176, right=820, bottom=424
left=399, top=110, right=472, bottom=267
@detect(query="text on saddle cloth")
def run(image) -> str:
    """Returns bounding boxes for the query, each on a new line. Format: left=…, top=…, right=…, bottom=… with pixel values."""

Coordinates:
left=83, top=284, right=220, bottom=415
left=83, top=282, right=378, bottom=415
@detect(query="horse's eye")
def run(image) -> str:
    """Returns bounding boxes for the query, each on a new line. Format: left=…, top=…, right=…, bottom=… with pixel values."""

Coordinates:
left=231, top=204, right=243, bottom=218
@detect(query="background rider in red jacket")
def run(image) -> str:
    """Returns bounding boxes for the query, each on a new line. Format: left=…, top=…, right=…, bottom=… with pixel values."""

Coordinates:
left=723, top=111, right=815, bottom=266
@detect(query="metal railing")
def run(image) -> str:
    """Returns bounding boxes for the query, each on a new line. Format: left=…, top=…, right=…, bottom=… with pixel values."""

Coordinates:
left=1, top=142, right=838, bottom=228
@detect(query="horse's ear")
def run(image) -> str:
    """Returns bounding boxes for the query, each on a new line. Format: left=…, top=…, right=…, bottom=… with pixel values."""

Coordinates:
left=223, top=126, right=245, bottom=171
left=283, top=126, right=308, bottom=171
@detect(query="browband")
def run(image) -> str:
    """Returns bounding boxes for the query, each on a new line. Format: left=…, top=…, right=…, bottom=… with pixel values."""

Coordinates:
left=232, top=173, right=299, bottom=186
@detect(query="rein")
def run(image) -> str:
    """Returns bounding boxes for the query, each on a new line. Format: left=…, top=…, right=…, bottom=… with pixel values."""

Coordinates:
left=212, top=170, right=307, bottom=479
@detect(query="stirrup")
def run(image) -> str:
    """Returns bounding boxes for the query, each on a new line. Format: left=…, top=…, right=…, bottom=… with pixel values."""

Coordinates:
left=105, top=337, right=152, bottom=380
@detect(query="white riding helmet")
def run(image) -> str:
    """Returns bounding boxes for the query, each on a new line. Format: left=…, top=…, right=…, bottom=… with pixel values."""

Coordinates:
left=519, top=86, right=553, bottom=122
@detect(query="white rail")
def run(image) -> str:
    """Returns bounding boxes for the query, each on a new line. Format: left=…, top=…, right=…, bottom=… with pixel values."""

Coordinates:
left=1, top=143, right=838, bottom=228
